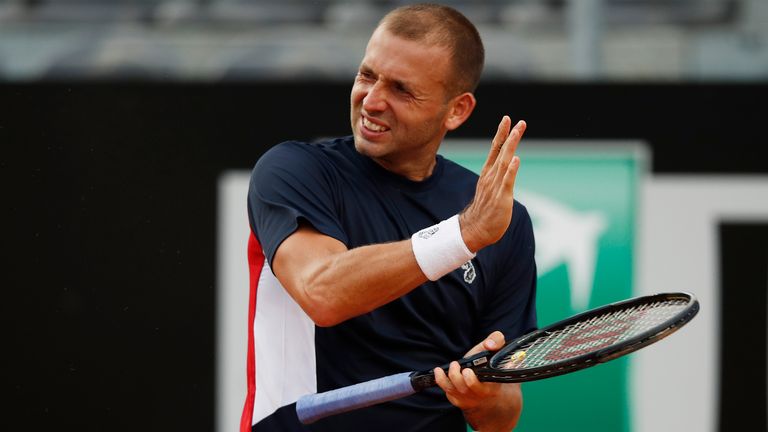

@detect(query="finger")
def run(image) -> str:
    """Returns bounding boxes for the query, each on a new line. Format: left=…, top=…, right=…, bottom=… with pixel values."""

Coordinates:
left=492, top=120, right=525, bottom=184
left=491, top=131, right=517, bottom=187
left=498, top=121, right=525, bottom=194
left=497, top=116, right=517, bottom=150
left=463, top=369, right=502, bottom=400
left=508, top=120, right=526, bottom=146
left=500, top=155, right=521, bottom=198
left=461, top=368, right=487, bottom=397
left=463, top=331, right=507, bottom=357
left=497, top=120, right=526, bottom=170
left=483, top=330, right=506, bottom=352
left=464, top=340, right=487, bottom=357
left=448, top=361, right=469, bottom=394
left=480, top=116, right=511, bottom=175
left=503, top=119, right=526, bottom=154
left=433, top=367, right=455, bottom=393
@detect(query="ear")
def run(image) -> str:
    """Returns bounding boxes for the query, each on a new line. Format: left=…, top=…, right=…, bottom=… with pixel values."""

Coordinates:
left=444, top=92, right=477, bottom=131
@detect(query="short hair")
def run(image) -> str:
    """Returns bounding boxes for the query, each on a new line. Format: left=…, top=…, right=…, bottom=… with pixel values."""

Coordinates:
left=379, top=3, right=485, bottom=95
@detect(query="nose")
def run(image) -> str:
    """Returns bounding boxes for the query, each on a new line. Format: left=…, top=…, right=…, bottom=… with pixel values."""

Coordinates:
left=362, top=81, right=387, bottom=113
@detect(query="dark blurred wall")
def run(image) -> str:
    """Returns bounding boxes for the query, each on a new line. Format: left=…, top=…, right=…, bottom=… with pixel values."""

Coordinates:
left=2, top=82, right=766, bottom=431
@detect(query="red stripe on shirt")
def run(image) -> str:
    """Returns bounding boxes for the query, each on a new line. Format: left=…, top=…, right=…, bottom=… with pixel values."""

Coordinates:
left=240, top=231, right=265, bottom=432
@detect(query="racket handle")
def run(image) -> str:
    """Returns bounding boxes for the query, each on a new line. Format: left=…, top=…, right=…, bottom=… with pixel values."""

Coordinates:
left=411, top=350, right=493, bottom=391
left=296, top=372, right=415, bottom=424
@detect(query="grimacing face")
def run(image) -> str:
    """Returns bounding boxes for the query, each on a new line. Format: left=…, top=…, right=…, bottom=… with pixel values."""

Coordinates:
left=350, top=26, right=460, bottom=178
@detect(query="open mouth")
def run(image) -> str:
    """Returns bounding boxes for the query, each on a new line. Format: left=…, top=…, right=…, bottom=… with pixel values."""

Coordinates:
left=362, top=116, right=390, bottom=133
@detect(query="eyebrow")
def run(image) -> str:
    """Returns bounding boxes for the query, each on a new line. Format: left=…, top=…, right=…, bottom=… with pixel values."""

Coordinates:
left=359, top=63, right=417, bottom=95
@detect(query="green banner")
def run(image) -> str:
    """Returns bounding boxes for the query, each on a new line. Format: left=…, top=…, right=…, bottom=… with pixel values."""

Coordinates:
left=443, top=141, right=645, bottom=432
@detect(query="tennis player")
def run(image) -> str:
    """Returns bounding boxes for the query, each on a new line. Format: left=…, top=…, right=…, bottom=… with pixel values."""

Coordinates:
left=242, top=3, right=536, bottom=431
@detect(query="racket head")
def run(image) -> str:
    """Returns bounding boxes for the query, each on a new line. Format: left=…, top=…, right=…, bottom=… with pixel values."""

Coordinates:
left=477, top=292, right=699, bottom=383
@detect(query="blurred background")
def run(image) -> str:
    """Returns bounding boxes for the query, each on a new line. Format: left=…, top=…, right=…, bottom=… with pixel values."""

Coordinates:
left=2, top=1, right=767, bottom=431
left=1, top=0, right=767, bottom=81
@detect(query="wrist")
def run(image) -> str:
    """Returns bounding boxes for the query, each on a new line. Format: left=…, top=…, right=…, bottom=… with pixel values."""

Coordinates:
left=458, top=212, right=482, bottom=253
left=463, top=384, right=522, bottom=431
left=411, top=215, right=476, bottom=281
left=464, top=401, right=518, bottom=432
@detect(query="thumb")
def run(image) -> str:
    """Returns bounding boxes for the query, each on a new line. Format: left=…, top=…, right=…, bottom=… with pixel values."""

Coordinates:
left=483, top=331, right=506, bottom=352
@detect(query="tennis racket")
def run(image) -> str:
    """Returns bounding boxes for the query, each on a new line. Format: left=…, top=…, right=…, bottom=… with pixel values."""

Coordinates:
left=296, top=291, right=699, bottom=424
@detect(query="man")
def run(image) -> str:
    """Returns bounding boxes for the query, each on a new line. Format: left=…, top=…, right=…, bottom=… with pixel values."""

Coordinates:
left=242, top=3, right=536, bottom=431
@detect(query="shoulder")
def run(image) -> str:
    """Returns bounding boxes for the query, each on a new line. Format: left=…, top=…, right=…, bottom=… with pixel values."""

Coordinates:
left=485, top=200, right=534, bottom=259
left=438, top=156, right=480, bottom=192
left=251, top=137, right=351, bottom=184
left=441, top=156, right=479, bottom=180
left=509, top=200, right=534, bottom=242
left=513, top=200, right=532, bottom=225
left=254, top=139, right=326, bottom=169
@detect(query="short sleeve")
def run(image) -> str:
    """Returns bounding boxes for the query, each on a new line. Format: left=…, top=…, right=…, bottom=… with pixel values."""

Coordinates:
left=247, top=141, right=349, bottom=266
left=476, top=202, right=538, bottom=341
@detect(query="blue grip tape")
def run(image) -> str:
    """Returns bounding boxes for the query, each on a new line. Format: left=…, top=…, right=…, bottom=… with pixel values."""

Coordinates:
left=296, top=372, right=415, bottom=424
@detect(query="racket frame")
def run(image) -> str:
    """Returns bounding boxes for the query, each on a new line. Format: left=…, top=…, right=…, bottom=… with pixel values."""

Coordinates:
left=411, top=292, right=699, bottom=388
left=298, top=292, right=699, bottom=424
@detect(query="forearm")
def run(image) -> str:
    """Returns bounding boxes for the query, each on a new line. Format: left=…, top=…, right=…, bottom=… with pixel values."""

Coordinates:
left=463, top=384, right=522, bottom=432
left=299, top=240, right=427, bottom=325
left=272, top=225, right=429, bottom=326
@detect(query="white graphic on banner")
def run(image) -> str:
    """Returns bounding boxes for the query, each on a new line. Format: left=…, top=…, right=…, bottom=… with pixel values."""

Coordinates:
left=520, top=191, right=608, bottom=312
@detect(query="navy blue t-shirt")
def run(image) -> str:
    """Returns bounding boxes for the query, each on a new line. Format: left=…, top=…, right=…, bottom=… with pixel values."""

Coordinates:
left=245, top=136, right=537, bottom=431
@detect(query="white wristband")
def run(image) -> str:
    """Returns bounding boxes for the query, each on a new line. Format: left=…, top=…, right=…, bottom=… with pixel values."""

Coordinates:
left=411, top=214, right=476, bottom=281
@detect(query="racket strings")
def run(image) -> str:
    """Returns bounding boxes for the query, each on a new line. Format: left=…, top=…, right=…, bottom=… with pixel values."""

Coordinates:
left=498, top=299, right=688, bottom=370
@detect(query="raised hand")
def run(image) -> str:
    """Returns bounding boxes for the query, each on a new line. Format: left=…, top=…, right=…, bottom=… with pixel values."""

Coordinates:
left=459, top=116, right=527, bottom=252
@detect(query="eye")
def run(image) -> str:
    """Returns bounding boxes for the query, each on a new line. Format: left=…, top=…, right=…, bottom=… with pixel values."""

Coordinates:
left=357, top=70, right=374, bottom=81
left=394, top=83, right=415, bottom=99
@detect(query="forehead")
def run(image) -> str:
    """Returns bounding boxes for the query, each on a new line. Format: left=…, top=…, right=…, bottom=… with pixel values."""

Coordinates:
left=361, top=27, right=452, bottom=90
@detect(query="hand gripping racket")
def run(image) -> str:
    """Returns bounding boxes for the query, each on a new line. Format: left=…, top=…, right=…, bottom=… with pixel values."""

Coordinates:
left=296, top=292, right=699, bottom=424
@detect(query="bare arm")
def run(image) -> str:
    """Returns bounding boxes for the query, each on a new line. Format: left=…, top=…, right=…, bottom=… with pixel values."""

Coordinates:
left=272, top=224, right=427, bottom=326
left=272, top=116, right=526, bottom=327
